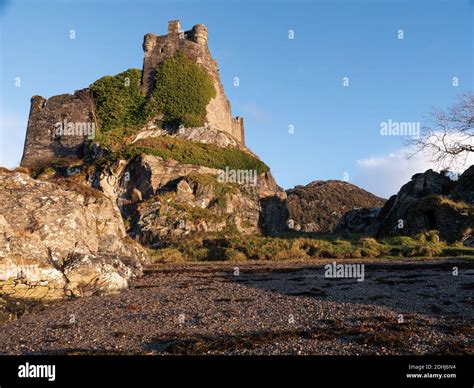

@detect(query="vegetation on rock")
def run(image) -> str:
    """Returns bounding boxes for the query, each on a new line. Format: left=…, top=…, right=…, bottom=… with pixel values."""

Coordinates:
left=114, top=137, right=270, bottom=174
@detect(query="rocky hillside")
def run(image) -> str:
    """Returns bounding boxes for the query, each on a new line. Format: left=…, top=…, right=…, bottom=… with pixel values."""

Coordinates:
left=286, top=180, right=385, bottom=233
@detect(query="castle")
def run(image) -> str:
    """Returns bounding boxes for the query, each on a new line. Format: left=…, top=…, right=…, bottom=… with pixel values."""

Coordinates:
left=21, top=20, right=245, bottom=168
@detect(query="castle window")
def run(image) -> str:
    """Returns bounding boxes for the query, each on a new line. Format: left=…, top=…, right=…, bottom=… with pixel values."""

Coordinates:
left=160, top=48, right=164, bottom=53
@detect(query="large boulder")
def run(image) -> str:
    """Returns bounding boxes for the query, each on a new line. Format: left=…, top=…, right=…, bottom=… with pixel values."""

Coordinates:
left=0, top=169, right=147, bottom=302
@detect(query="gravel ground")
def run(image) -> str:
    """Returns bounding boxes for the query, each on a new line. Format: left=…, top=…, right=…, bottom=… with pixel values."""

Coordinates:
left=0, top=258, right=472, bottom=355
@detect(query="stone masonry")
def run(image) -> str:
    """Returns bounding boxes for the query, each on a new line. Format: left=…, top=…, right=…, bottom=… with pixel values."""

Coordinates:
left=21, top=90, right=95, bottom=169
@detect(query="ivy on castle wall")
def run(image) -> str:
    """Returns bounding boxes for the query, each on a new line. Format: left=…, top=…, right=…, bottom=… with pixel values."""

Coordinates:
left=90, top=68, right=149, bottom=147
left=151, top=51, right=216, bottom=128
left=90, top=52, right=216, bottom=148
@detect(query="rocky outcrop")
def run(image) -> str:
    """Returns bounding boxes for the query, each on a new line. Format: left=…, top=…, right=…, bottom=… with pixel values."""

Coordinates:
left=452, top=165, right=474, bottom=204
left=334, top=208, right=381, bottom=235
left=135, top=175, right=260, bottom=245
left=0, top=169, right=147, bottom=302
left=286, top=180, right=385, bottom=233
left=88, top=154, right=288, bottom=241
left=375, top=168, right=473, bottom=242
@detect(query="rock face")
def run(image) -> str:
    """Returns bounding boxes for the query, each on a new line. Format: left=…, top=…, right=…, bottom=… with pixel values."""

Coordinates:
left=286, top=180, right=385, bottom=233
left=375, top=168, right=473, bottom=242
left=452, top=165, right=474, bottom=204
left=0, top=169, right=146, bottom=301
left=335, top=208, right=381, bottom=235
left=131, top=125, right=243, bottom=150
left=89, top=154, right=288, bottom=242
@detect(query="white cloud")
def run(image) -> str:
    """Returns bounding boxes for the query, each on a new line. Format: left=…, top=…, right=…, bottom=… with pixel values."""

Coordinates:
left=354, top=145, right=474, bottom=199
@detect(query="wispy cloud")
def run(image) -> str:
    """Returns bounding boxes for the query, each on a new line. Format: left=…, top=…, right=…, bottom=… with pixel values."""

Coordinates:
left=354, top=142, right=474, bottom=198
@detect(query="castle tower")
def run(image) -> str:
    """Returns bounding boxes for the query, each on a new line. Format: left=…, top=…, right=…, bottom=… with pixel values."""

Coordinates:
left=192, top=24, right=208, bottom=45
left=140, top=20, right=245, bottom=145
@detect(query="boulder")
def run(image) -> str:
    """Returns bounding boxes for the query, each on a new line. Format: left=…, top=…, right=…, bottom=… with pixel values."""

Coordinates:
left=0, top=169, right=147, bottom=302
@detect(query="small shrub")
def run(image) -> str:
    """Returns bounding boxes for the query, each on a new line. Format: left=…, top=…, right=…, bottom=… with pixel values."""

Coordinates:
left=149, top=248, right=185, bottom=263
left=384, top=236, right=417, bottom=247
left=418, top=231, right=440, bottom=244
left=224, top=248, right=247, bottom=262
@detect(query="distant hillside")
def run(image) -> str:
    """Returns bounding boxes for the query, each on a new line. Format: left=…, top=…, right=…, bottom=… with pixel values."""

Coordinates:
left=286, top=180, right=385, bottom=233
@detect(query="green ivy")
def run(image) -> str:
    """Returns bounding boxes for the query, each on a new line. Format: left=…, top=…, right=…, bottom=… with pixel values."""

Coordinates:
left=90, top=68, right=148, bottom=147
left=151, top=51, right=216, bottom=128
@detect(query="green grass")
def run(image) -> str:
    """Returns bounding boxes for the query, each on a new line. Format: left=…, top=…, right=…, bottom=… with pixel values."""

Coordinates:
left=111, top=136, right=270, bottom=174
left=148, top=231, right=474, bottom=262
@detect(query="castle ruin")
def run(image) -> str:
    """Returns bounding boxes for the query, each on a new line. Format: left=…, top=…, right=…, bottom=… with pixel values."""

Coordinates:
left=21, top=20, right=245, bottom=169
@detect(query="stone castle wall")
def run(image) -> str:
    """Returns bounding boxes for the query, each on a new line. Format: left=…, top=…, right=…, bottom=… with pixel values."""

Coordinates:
left=21, top=90, right=94, bottom=169
left=141, top=20, right=245, bottom=144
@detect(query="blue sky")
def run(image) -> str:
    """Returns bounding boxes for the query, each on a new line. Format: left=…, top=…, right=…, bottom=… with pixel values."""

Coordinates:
left=0, top=0, right=472, bottom=197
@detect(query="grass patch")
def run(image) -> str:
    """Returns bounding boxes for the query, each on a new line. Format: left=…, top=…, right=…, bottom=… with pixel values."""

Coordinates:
left=148, top=231, right=474, bottom=262
left=111, top=136, right=270, bottom=174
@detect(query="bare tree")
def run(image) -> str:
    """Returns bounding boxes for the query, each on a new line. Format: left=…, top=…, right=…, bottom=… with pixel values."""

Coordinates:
left=409, top=92, right=473, bottom=169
